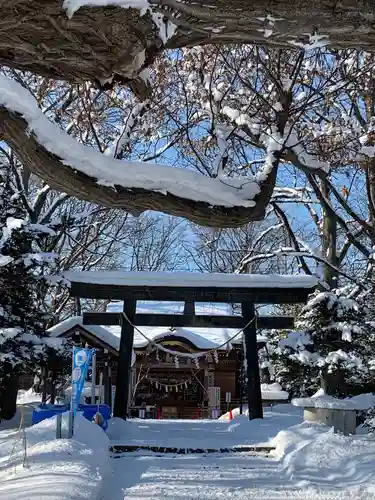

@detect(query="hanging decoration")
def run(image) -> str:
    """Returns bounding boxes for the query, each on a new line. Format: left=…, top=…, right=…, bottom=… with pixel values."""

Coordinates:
left=146, top=369, right=206, bottom=394
left=120, top=311, right=256, bottom=366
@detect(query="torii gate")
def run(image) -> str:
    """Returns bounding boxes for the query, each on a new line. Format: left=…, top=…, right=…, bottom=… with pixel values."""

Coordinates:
left=64, top=271, right=316, bottom=420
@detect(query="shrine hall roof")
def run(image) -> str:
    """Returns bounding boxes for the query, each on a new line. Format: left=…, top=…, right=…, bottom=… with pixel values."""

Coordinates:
left=48, top=301, right=268, bottom=352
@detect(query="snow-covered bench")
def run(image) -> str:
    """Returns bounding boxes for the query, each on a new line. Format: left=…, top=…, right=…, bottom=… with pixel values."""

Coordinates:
left=292, top=390, right=375, bottom=436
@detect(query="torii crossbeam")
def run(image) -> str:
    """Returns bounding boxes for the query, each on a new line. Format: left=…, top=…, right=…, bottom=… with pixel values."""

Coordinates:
left=64, top=271, right=317, bottom=420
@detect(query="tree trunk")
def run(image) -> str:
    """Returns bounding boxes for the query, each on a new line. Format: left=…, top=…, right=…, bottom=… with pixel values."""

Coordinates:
left=366, top=158, right=375, bottom=319
left=321, top=370, right=347, bottom=398
left=0, top=376, right=19, bottom=421
left=321, top=179, right=338, bottom=289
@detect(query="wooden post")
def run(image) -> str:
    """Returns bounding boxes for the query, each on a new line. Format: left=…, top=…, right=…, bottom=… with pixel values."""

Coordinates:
left=107, top=365, right=112, bottom=409
left=56, top=413, right=62, bottom=439
left=114, top=300, right=136, bottom=419
left=41, top=366, right=48, bottom=403
left=184, top=301, right=195, bottom=316
left=91, top=352, right=96, bottom=404
left=241, top=302, right=263, bottom=420
left=104, top=361, right=111, bottom=407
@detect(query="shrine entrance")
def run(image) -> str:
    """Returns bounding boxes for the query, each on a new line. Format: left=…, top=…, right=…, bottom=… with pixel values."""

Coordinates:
left=64, top=271, right=316, bottom=421
left=133, top=337, right=203, bottom=419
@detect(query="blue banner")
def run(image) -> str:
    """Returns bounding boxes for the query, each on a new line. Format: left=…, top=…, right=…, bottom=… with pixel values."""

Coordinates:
left=71, top=347, right=93, bottom=416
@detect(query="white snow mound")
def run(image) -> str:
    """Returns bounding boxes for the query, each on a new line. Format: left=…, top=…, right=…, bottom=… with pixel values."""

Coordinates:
left=0, top=414, right=109, bottom=500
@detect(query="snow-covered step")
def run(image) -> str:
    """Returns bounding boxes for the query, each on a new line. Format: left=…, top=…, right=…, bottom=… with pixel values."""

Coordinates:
left=110, top=444, right=275, bottom=456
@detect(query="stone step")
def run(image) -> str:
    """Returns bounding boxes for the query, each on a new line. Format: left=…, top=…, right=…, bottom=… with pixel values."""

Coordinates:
left=110, top=444, right=275, bottom=456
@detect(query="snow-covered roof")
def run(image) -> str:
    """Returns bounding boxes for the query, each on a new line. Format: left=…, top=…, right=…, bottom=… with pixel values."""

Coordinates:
left=48, top=300, right=268, bottom=351
left=63, top=270, right=317, bottom=289
left=48, top=316, right=121, bottom=351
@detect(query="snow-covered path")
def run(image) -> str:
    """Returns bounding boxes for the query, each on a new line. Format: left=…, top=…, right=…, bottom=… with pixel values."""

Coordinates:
left=98, top=452, right=366, bottom=500
left=101, top=409, right=375, bottom=500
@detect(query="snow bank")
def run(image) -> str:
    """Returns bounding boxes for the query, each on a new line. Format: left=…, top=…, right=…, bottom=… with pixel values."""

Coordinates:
left=16, top=389, right=42, bottom=405
left=0, top=414, right=109, bottom=500
left=216, top=404, right=303, bottom=444
left=271, top=421, right=375, bottom=495
left=261, top=382, right=289, bottom=400
left=106, top=417, right=144, bottom=442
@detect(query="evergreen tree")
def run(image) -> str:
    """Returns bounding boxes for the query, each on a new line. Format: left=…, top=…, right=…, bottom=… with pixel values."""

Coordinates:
left=0, top=166, right=57, bottom=419
left=269, top=289, right=375, bottom=398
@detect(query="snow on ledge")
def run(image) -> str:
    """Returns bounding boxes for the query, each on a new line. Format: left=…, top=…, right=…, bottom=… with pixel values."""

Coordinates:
left=62, top=270, right=318, bottom=289
left=0, top=74, right=261, bottom=209
left=261, top=383, right=289, bottom=401
left=292, top=391, right=375, bottom=411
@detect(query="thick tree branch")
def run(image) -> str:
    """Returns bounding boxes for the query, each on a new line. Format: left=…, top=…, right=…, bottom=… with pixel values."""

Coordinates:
left=2, top=1, right=375, bottom=93
left=0, top=106, right=277, bottom=227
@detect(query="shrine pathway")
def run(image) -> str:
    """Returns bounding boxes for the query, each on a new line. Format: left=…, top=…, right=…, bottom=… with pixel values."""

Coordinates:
left=99, top=410, right=367, bottom=499
left=98, top=451, right=358, bottom=500
left=106, top=407, right=303, bottom=450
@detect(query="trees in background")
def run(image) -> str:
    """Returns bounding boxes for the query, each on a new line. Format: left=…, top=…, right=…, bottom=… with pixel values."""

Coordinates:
left=269, top=290, right=375, bottom=397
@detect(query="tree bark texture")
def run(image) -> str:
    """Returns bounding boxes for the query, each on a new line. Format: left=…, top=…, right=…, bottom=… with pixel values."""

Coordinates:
left=1, top=1, right=375, bottom=88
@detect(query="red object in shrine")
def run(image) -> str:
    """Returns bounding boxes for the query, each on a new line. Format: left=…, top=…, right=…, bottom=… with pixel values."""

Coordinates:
left=157, top=408, right=161, bottom=419
left=229, top=409, right=233, bottom=421
left=196, top=407, right=200, bottom=419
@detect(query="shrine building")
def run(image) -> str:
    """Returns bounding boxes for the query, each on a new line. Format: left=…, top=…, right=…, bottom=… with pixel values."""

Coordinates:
left=49, top=300, right=290, bottom=418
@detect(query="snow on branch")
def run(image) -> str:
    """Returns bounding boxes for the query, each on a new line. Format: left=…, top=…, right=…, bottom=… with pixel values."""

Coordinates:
left=63, top=0, right=178, bottom=44
left=0, top=74, right=277, bottom=227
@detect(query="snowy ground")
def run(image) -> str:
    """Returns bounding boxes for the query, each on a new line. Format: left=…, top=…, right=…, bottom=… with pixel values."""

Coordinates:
left=2, top=402, right=375, bottom=499
left=0, top=414, right=109, bottom=500
left=100, top=405, right=375, bottom=500
left=107, top=405, right=302, bottom=449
